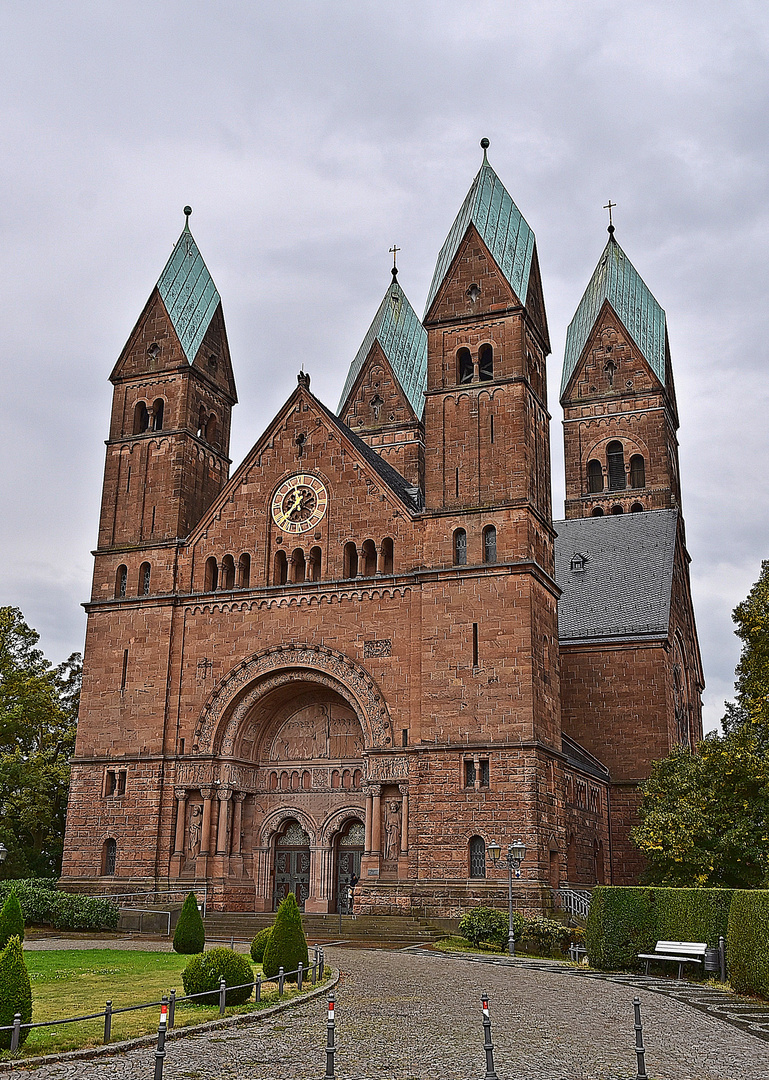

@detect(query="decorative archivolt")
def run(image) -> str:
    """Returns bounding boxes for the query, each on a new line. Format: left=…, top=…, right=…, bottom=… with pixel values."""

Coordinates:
left=258, top=806, right=317, bottom=846
left=193, top=643, right=393, bottom=757
left=318, top=806, right=365, bottom=846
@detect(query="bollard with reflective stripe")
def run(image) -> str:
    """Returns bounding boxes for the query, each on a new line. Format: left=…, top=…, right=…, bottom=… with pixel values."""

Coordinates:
left=325, top=993, right=336, bottom=1080
left=154, top=996, right=169, bottom=1080
left=481, top=993, right=498, bottom=1080
left=633, top=997, right=648, bottom=1080
left=103, top=999, right=112, bottom=1044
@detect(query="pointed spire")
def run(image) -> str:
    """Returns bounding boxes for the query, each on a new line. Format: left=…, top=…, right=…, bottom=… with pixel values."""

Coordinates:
left=157, top=211, right=221, bottom=364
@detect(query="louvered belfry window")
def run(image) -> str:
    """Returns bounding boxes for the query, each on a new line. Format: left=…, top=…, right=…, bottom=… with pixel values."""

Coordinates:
left=607, top=441, right=626, bottom=490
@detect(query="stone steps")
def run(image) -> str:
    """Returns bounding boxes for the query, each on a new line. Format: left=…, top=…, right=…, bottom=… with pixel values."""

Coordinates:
left=203, top=912, right=445, bottom=945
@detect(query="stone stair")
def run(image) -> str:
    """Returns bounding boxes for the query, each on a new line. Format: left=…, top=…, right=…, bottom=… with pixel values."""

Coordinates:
left=204, top=911, right=446, bottom=947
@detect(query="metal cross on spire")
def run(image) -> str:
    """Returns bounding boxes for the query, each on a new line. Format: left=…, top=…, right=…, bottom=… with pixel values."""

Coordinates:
left=603, top=200, right=617, bottom=235
left=389, top=244, right=400, bottom=280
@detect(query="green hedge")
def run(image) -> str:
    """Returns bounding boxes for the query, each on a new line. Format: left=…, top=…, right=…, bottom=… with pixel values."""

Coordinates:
left=727, top=890, right=769, bottom=997
left=586, top=886, right=733, bottom=972
left=0, top=880, right=118, bottom=931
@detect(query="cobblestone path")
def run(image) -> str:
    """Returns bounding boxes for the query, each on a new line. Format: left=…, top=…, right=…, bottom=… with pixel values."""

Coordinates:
left=19, top=947, right=769, bottom=1079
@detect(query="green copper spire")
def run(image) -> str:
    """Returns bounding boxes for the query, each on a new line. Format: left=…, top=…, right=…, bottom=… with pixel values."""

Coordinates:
left=157, top=207, right=221, bottom=364
left=561, top=233, right=667, bottom=399
left=423, top=139, right=535, bottom=319
left=338, top=271, right=428, bottom=419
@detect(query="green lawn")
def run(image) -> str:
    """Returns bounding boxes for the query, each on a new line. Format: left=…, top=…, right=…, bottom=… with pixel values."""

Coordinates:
left=3, top=949, right=327, bottom=1059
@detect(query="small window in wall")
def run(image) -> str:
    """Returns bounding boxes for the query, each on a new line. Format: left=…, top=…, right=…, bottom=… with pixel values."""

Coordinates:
left=115, top=564, right=127, bottom=598
left=204, top=556, right=218, bottom=592
left=237, top=553, right=251, bottom=588
left=103, top=838, right=117, bottom=877
left=630, top=455, right=646, bottom=489
left=133, top=401, right=149, bottom=434
left=291, top=548, right=306, bottom=583
left=607, top=441, right=626, bottom=490
left=611, top=505, right=623, bottom=515
left=343, top=541, right=358, bottom=579
left=478, top=343, right=493, bottom=382
left=309, top=546, right=322, bottom=582
left=453, top=528, right=467, bottom=566
left=483, top=525, right=497, bottom=564
left=587, top=459, right=603, bottom=493
left=151, top=399, right=164, bottom=431
left=592, top=507, right=604, bottom=517
left=381, top=537, right=394, bottom=575
left=630, top=502, right=643, bottom=513
left=205, top=415, right=218, bottom=445
left=221, top=554, right=235, bottom=590
left=464, top=758, right=489, bottom=788
left=457, top=348, right=473, bottom=385
left=361, top=539, right=377, bottom=577
left=469, top=836, right=486, bottom=878
left=274, top=549, right=288, bottom=585
left=139, top=562, right=151, bottom=595
left=106, top=770, right=127, bottom=797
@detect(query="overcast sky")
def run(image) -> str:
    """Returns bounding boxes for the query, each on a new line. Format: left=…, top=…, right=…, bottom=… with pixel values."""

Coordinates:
left=1, top=2, right=767, bottom=733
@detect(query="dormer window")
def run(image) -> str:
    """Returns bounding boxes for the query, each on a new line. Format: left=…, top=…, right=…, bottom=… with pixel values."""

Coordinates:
left=570, top=553, right=588, bottom=573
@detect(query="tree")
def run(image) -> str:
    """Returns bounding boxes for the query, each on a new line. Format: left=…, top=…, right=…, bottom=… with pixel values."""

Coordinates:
left=173, top=892, right=205, bottom=954
left=632, top=562, right=769, bottom=888
left=262, top=893, right=308, bottom=981
left=0, top=608, right=80, bottom=878
left=0, top=890, right=25, bottom=948
left=0, top=936, right=32, bottom=1049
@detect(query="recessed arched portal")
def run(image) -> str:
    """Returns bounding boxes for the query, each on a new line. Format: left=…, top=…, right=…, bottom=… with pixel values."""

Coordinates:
left=334, top=818, right=365, bottom=913
left=273, top=819, right=311, bottom=910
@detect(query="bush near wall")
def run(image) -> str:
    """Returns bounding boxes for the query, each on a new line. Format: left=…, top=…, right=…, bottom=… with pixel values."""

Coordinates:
left=585, top=886, right=733, bottom=971
left=0, top=880, right=118, bottom=931
left=727, top=890, right=769, bottom=997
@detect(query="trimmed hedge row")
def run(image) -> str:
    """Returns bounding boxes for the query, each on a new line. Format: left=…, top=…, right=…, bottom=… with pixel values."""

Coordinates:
left=727, top=890, right=769, bottom=997
left=586, top=886, right=733, bottom=972
left=0, top=880, right=119, bottom=931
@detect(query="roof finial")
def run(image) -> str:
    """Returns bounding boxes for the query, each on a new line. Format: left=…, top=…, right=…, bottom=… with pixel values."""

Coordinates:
left=183, top=205, right=192, bottom=230
left=389, top=244, right=400, bottom=280
left=480, top=137, right=490, bottom=164
left=297, top=368, right=310, bottom=390
left=603, top=199, right=616, bottom=236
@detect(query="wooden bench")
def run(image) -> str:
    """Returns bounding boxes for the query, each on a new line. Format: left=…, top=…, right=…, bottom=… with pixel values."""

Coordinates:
left=637, top=940, right=708, bottom=980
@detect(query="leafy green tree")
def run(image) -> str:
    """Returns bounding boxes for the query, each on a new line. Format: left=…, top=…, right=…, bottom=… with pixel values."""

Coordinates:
left=262, top=893, right=308, bottom=981
left=173, top=892, right=205, bottom=954
left=0, top=890, right=24, bottom=948
left=723, top=560, right=769, bottom=739
left=0, top=936, right=32, bottom=1049
left=0, top=608, right=80, bottom=878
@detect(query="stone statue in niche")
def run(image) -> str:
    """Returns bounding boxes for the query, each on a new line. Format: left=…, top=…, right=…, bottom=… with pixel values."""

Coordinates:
left=383, top=800, right=401, bottom=862
left=270, top=703, right=363, bottom=761
left=187, top=803, right=203, bottom=858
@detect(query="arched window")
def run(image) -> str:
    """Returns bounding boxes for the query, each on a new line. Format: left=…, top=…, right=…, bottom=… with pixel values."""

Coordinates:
left=103, top=838, right=117, bottom=877
left=483, top=525, right=497, bottom=564
left=611, top=505, right=623, bottom=515
left=453, top=528, right=467, bottom=566
left=592, top=506, right=604, bottom=517
left=204, top=556, right=218, bottom=592
left=478, top=343, right=493, bottom=382
left=587, top=459, right=603, bottom=493
left=343, top=542, right=358, bottom=579
left=290, top=548, right=306, bottom=584
left=133, top=401, right=149, bottom=435
left=469, top=836, right=486, bottom=879
left=631, top=502, right=643, bottom=513
left=274, top=549, right=288, bottom=585
left=457, top=347, right=473, bottom=385
left=607, top=441, right=626, bottom=490
left=309, top=546, right=322, bottom=582
left=115, top=564, right=127, bottom=598
left=221, top=555, right=235, bottom=590
left=205, top=414, right=218, bottom=444
left=361, top=539, right=377, bottom=577
left=139, top=562, right=151, bottom=595
left=151, top=399, right=164, bottom=431
left=381, top=537, right=394, bottom=575
left=237, top=553, right=251, bottom=588
left=197, top=406, right=207, bottom=439
left=630, top=454, right=646, bottom=489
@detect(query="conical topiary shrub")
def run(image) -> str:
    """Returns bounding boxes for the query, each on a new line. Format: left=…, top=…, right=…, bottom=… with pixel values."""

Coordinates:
left=0, top=890, right=24, bottom=949
left=0, top=937, right=32, bottom=1049
left=250, top=925, right=272, bottom=964
left=262, top=893, right=308, bottom=982
left=173, top=892, right=205, bottom=954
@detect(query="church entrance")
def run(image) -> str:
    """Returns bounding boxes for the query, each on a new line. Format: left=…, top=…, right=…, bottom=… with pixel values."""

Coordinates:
left=334, top=819, right=364, bottom=913
left=273, top=821, right=311, bottom=911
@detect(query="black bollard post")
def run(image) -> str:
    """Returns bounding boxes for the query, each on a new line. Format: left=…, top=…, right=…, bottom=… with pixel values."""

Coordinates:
left=481, top=994, right=498, bottom=1080
left=168, top=989, right=176, bottom=1029
left=319, top=948, right=325, bottom=980
left=10, top=1013, right=21, bottom=1053
left=153, top=996, right=169, bottom=1080
left=219, top=977, right=227, bottom=1017
left=325, top=993, right=336, bottom=1080
left=278, top=966, right=285, bottom=996
left=298, top=961, right=303, bottom=991
left=719, top=935, right=727, bottom=983
left=103, top=1000, right=113, bottom=1044
left=633, top=997, right=648, bottom=1080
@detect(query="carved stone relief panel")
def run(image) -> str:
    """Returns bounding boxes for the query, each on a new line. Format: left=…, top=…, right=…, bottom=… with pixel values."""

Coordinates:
left=269, top=702, right=363, bottom=762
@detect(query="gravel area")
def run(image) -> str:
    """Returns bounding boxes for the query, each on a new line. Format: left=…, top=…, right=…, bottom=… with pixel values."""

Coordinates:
left=12, top=945, right=769, bottom=1079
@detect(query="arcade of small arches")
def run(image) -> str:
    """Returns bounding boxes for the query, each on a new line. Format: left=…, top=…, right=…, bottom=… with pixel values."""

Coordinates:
left=453, top=524, right=497, bottom=566
left=586, top=441, right=646, bottom=495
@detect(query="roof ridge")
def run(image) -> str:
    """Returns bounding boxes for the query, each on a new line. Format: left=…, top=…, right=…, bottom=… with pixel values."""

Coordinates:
left=157, top=220, right=221, bottom=364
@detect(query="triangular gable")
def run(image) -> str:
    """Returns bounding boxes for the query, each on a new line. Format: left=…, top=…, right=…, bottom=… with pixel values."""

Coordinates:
left=424, top=159, right=535, bottom=321
left=562, top=236, right=667, bottom=399
left=340, top=340, right=419, bottom=429
left=423, top=223, right=520, bottom=323
left=338, top=276, right=427, bottom=419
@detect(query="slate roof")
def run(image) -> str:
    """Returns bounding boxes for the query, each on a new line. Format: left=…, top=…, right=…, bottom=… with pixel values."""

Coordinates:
left=562, top=734, right=610, bottom=780
left=338, top=276, right=428, bottom=419
left=561, top=235, right=667, bottom=399
left=554, top=510, right=678, bottom=642
left=157, top=219, right=221, bottom=364
left=423, top=157, right=535, bottom=319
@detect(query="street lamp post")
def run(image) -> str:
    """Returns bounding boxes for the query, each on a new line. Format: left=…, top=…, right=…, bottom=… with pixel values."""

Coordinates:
left=487, top=838, right=526, bottom=955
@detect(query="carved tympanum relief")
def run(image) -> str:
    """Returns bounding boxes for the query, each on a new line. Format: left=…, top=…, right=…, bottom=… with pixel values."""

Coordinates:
left=270, top=703, right=363, bottom=762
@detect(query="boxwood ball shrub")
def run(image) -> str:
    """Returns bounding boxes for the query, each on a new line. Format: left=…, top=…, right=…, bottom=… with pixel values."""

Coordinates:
left=250, top=926, right=272, bottom=964
left=182, top=947, right=254, bottom=1006
left=520, top=917, right=573, bottom=958
left=458, top=906, right=524, bottom=951
left=0, top=937, right=32, bottom=1049
left=727, top=890, right=769, bottom=998
left=0, top=890, right=25, bottom=948
left=173, top=892, right=205, bottom=955
left=262, top=893, right=309, bottom=981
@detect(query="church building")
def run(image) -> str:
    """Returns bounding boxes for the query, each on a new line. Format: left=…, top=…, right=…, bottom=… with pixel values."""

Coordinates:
left=61, top=143, right=703, bottom=914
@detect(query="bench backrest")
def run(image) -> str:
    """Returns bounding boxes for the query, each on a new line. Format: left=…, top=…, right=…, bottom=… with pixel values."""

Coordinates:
left=655, top=940, right=708, bottom=956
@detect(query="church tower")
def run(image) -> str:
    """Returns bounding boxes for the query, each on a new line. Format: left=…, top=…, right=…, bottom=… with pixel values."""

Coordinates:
left=560, top=224, right=680, bottom=519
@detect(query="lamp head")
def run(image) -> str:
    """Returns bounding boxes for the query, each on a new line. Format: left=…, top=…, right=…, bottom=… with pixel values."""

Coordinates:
left=510, top=838, right=526, bottom=864
left=487, top=839, right=501, bottom=865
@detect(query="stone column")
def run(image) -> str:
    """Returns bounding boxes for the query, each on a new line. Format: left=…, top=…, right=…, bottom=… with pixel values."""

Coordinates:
left=231, top=792, right=246, bottom=855
left=216, top=789, right=232, bottom=855
left=173, top=789, right=187, bottom=855
left=376, top=544, right=386, bottom=575
left=371, top=786, right=382, bottom=855
left=364, top=790, right=373, bottom=854
left=400, top=789, right=409, bottom=853
left=200, top=788, right=213, bottom=855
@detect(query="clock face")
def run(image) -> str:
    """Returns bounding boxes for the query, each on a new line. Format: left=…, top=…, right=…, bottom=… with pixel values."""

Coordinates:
left=271, top=474, right=328, bottom=534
